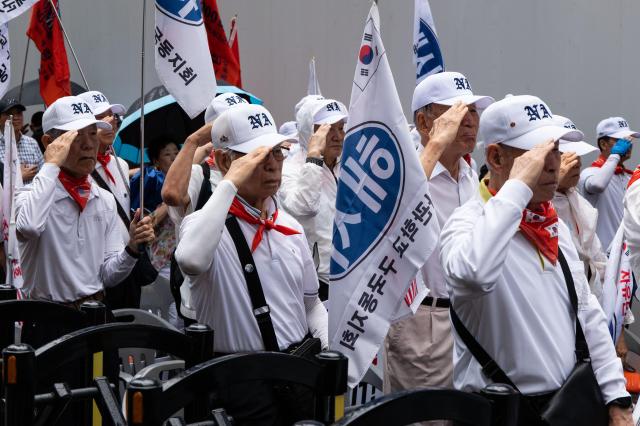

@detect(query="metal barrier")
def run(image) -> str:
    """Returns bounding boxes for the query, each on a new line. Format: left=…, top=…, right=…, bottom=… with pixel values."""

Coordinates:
left=126, top=350, right=348, bottom=425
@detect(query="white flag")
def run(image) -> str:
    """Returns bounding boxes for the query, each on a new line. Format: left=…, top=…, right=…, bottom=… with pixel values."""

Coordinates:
left=329, top=3, right=440, bottom=387
left=154, top=0, right=216, bottom=118
left=307, top=57, right=322, bottom=96
left=0, top=23, right=9, bottom=100
left=0, top=0, right=37, bottom=24
left=601, top=225, right=633, bottom=343
left=3, top=119, right=24, bottom=288
left=413, top=0, right=444, bottom=84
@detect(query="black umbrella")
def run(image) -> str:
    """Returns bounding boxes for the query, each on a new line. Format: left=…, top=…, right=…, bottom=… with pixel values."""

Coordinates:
left=2, top=79, right=87, bottom=106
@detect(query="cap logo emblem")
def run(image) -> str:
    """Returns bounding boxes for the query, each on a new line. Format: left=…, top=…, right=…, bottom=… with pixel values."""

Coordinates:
left=71, top=102, right=91, bottom=115
left=225, top=95, right=245, bottom=107
left=219, top=135, right=228, bottom=143
left=453, top=77, right=471, bottom=90
left=92, top=94, right=107, bottom=104
left=248, top=113, right=273, bottom=129
left=564, top=123, right=576, bottom=129
left=524, top=104, right=551, bottom=122
left=618, top=120, right=628, bottom=128
left=326, top=101, right=341, bottom=112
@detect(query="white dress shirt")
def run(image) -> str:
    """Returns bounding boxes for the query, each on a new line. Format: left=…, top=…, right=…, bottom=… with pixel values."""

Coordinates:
left=440, top=179, right=628, bottom=403
left=15, top=163, right=137, bottom=302
left=579, top=155, right=630, bottom=250
left=176, top=179, right=320, bottom=353
left=92, top=154, right=130, bottom=243
left=420, top=158, right=478, bottom=299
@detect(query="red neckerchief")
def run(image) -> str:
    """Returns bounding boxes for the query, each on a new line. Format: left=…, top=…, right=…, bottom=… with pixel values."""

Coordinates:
left=591, top=155, right=633, bottom=175
left=205, top=150, right=216, bottom=168
left=628, top=167, right=640, bottom=189
left=58, top=170, right=92, bottom=211
left=228, top=197, right=300, bottom=252
left=96, top=152, right=116, bottom=184
left=463, top=154, right=472, bottom=166
left=488, top=186, right=559, bottom=264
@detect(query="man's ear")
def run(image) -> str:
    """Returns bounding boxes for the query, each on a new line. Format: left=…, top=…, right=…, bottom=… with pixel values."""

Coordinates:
left=214, top=150, right=231, bottom=175
left=41, top=133, right=53, bottom=149
left=485, top=144, right=502, bottom=172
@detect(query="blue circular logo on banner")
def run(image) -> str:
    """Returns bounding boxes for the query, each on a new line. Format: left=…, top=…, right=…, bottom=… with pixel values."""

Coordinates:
left=156, top=0, right=203, bottom=25
left=330, top=121, right=405, bottom=279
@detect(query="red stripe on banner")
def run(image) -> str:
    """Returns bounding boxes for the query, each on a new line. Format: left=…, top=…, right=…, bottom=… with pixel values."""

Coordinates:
left=404, top=279, right=417, bottom=306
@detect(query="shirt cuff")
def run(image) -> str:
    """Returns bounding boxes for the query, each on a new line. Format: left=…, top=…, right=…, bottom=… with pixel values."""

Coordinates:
left=494, top=179, right=533, bottom=211
left=219, top=178, right=238, bottom=194
left=39, top=163, right=61, bottom=179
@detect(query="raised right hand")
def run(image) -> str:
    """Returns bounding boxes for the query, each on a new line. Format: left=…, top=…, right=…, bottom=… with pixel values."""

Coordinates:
left=306, top=123, right=332, bottom=158
left=427, top=101, right=468, bottom=147
left=44, top=130, right=77, bottom=167
left=189, top=122, right=213, bottom=147
left=509, top=139, right=557, bottom=191
left=611, top=138, right=632, bottom=156
left=224, top=146, right=271, bottom=189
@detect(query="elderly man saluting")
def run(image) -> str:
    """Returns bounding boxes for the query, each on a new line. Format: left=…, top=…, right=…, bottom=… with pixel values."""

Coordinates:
left=440, top=95, right=631, bottom=425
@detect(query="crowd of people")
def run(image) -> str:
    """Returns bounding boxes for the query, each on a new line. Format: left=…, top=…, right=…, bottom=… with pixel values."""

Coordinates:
left=1, top=67, right=640, bottom=425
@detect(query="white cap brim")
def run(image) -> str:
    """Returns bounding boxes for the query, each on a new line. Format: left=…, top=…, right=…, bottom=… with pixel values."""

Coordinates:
left=559, top=141, right=598, bottom=156
left=231, top=133, right=290, bottom=154
left=500, top=125, right=583, bottom=150
left=609, top=130, right=640, bottom=139
left=55, top=118, right=112, bottom=132
left=433, top=94, right=495, bottom=110
left=93, top=103, right=126, bottom=116
left=314, top=113, right=348, bottom=125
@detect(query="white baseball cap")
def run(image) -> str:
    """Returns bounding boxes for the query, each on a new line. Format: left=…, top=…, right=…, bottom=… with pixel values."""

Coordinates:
left=204, top=92, right=248, bottom=123
left=596, top=116, right=640, bottom=140
left=312, top=99, right=348, bottom=125
left=279, top=121, right=299, bottom=142
left=43, top=96, right=112, bottom=134
left=211, top=104, right=288, bottom=153
left=552, top=115, right=598, bottom=156
left=411, top=71, right=494, bottom=113
left=294, top=94, right=324, bottom=116
left=478, top=95, right=583, bottom=151
left=78, top=90, right=125, bottom=116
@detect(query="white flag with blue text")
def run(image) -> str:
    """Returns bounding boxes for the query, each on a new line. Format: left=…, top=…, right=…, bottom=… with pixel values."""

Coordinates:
left=3, top=119, right=23, bottom=288
left=0, top=24, right=10, bottom=100
left=602, top=225, right=633, bottom=343
left=413, top=0, right=444, bottom=84
left=307, top=57, right=322, bottom=96
left=0, top=0, right=37, bottom=24
left=329, top=2, right=440, bottom=387
left=155, top=0, right=216, bottom=118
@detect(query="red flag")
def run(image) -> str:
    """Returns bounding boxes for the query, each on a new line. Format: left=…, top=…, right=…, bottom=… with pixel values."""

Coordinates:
left=26, top=0, right=71, bottom=106
left=201, top=0, right=242, bottom=87
left=228, top=15, right=242, bottom=87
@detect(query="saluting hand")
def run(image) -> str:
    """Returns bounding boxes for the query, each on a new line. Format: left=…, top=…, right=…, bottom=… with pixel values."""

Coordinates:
left=509, top=139, right=557, bottom=191
left=427, top=101, right=468, bottom=147
left=127, top=209, right=155, bottom=253
left=224, top=146, right=271, bottom=189
left=189, top=122, right=213, bottom=147
left=44, top=130, right=77, bottom=167
left=307, top=123, right=332, bottom=158
left=558, top=152, right=580, bottom=188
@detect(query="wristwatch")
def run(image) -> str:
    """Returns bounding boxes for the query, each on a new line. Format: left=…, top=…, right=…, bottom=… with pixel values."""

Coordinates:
left=306, top=157, right=324, bottom=167
left=607, top=396, right=633, bottom=409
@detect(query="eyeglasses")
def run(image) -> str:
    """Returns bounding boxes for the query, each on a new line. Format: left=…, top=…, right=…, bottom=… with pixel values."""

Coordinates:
left=230, top=145, right=290, bottom=161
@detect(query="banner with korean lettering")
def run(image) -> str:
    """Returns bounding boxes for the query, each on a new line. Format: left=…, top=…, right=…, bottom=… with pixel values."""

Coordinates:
left=307, top=57, right=322, bottom=96
left=602, top=225, right=634, bottom=343
left=0, top=23, right=10, bottom=99
left=155, top=0, right=217, bottom=118
left=0, top=0, right=37, bottom=24
left=329, top=2, right=439, bottom=387
left=3, top=119, right=23, bottom=288
left=413, top=0, right=444, bottom=84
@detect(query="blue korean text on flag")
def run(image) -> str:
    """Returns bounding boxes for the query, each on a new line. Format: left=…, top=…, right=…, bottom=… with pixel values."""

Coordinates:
left=329, top=2, right=440, bottom=387
left=2, top=119, right=23, bottom=288
left=155, top=0, right=217, bottom=118
left=413, top=0, right=444, bottom=84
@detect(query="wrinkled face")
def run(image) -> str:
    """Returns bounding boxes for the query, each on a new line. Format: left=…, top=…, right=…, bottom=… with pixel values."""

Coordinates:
left=94, top=108, right=120, bottom=147
left=0, top=108, right=24, bottom=134
left=314, top=119, right=345, bottom=163
left=154, top=142, right=179, bottom=174
left=62, top=124, right=100, bottom=177
left=420, top=103, right=480, bottom=155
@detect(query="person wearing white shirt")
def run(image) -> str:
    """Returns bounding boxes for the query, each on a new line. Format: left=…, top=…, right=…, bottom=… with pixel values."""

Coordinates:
left=175, top=104, right=327, bottom=425
left=15, top=96, right=154, bottom=346
left=279, top=98, right=348, bottom=300
left=440, top=95, right=631, bottom=425
left=579, top=117, right=639, bottom=250
left=383, top=72, right=493, bottom=397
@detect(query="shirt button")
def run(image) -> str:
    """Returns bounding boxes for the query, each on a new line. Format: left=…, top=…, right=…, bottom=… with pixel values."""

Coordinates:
left=244, top=264, right=255, bottom=273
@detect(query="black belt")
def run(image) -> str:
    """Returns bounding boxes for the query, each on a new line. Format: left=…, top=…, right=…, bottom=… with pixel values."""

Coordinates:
left=421, top=296, right=450, bottom=308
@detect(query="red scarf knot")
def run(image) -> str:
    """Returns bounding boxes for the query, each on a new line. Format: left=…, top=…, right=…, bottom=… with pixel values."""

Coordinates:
left=228, top=197, right=300, bottom=252
left=628, top=167, right=640, bottom=189
left=96, top=152, right=116, bottom=184
left=58, top=170, right=92, bottom=211
left=591, top=155, right=633, bottom=175
left=205, top=150, right=216, bottom=168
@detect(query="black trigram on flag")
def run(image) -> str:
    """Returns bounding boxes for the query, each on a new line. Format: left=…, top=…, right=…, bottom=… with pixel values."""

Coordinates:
left=364, top=33, right=373, bottom=42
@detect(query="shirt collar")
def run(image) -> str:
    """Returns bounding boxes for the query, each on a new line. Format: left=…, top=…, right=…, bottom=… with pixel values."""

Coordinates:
left=55, top=179, right=101, bottom=202
left=431, top=157, right=473, bottom=180
left=236, top=194, right=277, bottom=218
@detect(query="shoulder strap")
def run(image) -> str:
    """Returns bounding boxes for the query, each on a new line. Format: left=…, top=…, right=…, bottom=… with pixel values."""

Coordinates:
left=91, top=170, right=131, bottom=228
left=224, top=215, right=280, bottom=352
left=194, top=163, right=213, bottom=212
left=449, top=306, right=518, bottom=389
left=557, top=248, right=590, bottom=361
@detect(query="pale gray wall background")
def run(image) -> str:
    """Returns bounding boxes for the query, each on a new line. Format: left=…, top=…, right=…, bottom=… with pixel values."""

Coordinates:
left=6, top=0, right=640, bottom=166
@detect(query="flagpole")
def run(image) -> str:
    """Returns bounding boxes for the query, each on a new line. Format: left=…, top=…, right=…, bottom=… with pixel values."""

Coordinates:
left=18, top=40, right=30, bottom=103
left=139, top=0, right=146, bottom=219
left=5, top=116, right=12, bottom=287
left=46, top=0, right=90, bottom=90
